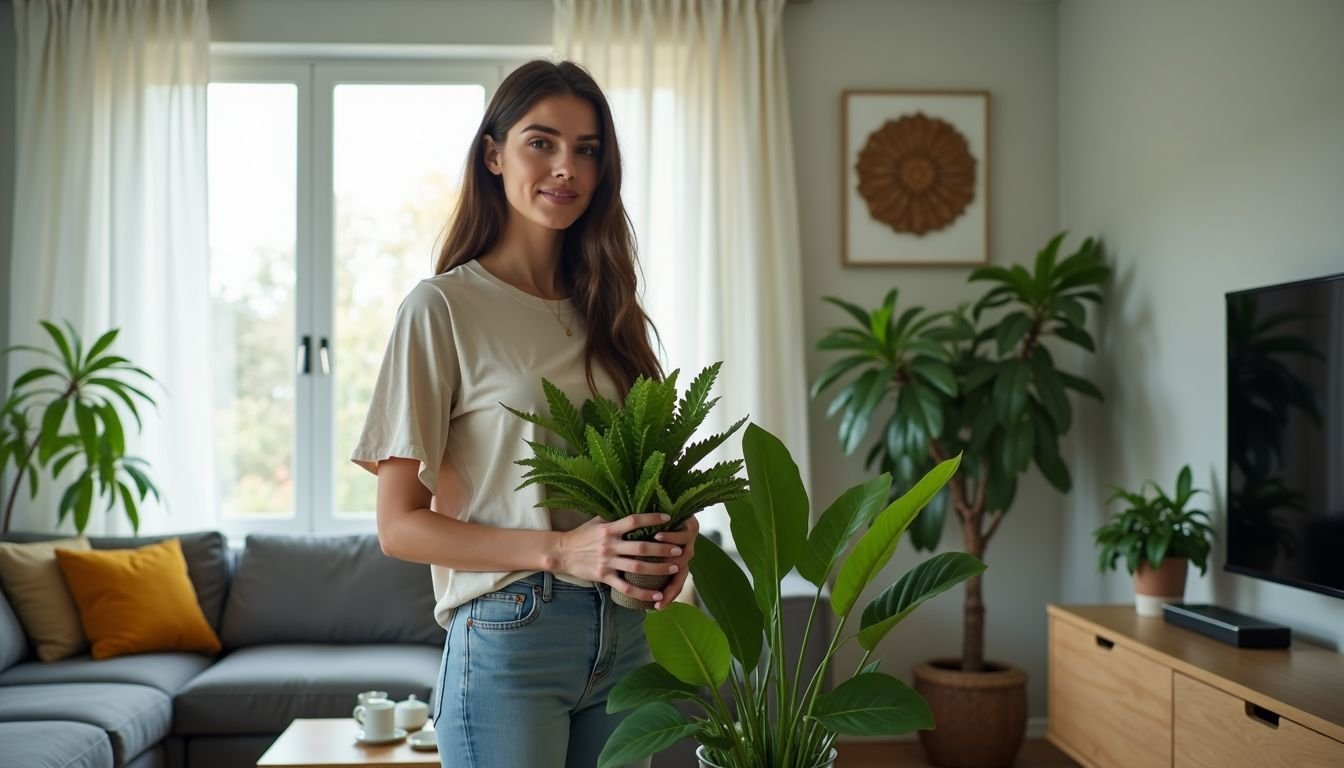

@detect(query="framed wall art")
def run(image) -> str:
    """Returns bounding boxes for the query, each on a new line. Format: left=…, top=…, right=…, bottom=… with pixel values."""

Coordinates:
left=842, top=90, right=990, bottom=267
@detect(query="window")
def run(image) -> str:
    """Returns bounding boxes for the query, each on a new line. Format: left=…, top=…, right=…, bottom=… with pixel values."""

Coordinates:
left=207, top=54, right=510, bottom=535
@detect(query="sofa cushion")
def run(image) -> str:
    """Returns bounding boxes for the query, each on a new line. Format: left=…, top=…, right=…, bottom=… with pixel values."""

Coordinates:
left=219, top=534, right=440, bottom=647
left=0, top=720, right=113, bottom=768
left=0, top=682, right=171, bottom=767
left=0, top=651, right=213, bottom=695
left=1, top=531, right=231, bottom=634
left=173, top=643, right=440, bottom=735
left=56, top=538, right=222, bottom=660
left=0, top=537, right=92, bottom=661
left=0, top=584, right=29, bottom=672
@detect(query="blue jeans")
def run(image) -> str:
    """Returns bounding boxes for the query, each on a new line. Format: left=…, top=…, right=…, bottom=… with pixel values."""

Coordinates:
left=433, top=572, right=653, bottom=768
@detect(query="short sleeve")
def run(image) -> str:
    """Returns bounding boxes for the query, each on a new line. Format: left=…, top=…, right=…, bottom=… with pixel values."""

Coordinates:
left=350, top=280, right=460, bottom=494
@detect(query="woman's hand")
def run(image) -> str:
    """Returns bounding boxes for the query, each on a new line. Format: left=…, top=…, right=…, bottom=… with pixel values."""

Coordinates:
left=652, top=515, right=698, bottom=609
left=556, top=513, right=684, bottom=605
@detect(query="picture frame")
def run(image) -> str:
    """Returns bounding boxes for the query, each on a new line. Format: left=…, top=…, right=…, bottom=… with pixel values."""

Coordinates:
left=841, top=90, right=990, bottom=267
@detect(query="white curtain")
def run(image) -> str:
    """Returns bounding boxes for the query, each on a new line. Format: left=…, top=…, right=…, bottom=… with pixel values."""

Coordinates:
left=554, top=0, right=812, bottom=540
left=7, top=0, right=214, bottom=535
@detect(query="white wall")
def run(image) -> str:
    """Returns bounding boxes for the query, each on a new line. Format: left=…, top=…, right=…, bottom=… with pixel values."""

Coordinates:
left=1058, top=0, right=1344, bottom=649
left=788, top=0, right=1062, bottom=721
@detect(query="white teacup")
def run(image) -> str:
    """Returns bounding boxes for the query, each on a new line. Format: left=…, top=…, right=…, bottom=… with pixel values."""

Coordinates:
left=353, top=699, right=396, bottom=740
left=355, top=690, right=389, bottom=707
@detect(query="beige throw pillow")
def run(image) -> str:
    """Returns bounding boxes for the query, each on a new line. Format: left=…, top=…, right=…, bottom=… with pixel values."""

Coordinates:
left=0, top=537, right=92, bottom=661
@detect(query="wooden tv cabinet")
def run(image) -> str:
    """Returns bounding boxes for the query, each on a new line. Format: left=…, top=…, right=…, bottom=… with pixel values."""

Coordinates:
left=1046, top=604, right=1344, bottom=768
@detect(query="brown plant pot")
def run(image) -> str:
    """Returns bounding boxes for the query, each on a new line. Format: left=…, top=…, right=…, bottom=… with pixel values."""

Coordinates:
left=1132, top=557, right=1188, bottom=616
left=912, top=659, right=1027, bottom=768
left=611, top=555, right=670, bottom=611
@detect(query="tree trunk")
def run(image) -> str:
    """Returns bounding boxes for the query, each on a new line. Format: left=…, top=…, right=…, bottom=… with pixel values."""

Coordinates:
left=960, top=475, right=987, bottom=673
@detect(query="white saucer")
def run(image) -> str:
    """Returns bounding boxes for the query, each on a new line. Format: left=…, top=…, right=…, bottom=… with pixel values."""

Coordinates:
left=355, top=728, right=407, bottom=745
left=407, top=730, right=438, bottom=751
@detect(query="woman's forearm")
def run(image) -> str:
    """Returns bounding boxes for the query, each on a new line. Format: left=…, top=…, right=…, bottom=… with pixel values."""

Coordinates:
left=378, top=506, right=563, bottom=574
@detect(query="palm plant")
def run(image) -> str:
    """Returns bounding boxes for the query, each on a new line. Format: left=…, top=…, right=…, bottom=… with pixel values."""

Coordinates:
left=1, top=321, right=160, bottom=534
left=812, top=232, right=1108, bottom=672
left=506, top=363, right=749, bottom=606
left=596, top=425, right=984, bottom=768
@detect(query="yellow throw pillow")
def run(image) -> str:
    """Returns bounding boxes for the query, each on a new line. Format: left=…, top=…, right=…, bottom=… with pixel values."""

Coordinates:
left=55, top=537, right=222, bottom=660
left=0, top=537, right=92, bottom=662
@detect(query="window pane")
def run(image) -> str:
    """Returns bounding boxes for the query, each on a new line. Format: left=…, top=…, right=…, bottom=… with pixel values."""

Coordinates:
left=207, top=83, right=298, bottom=520
left=332, top=84, right=486, bottom=517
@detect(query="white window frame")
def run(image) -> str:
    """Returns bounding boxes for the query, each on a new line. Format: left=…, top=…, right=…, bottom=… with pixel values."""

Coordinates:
left=208, top=44, right=546, bottom=538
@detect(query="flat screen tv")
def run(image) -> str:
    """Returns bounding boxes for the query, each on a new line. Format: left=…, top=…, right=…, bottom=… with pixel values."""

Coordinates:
left=1226, top=272, right=1344, bottom=599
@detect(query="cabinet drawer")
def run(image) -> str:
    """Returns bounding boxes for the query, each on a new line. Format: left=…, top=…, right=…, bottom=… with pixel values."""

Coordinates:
left=1174, top=673, right=1344, bottom=767
left=1048, top=617, right=1172, bottom=768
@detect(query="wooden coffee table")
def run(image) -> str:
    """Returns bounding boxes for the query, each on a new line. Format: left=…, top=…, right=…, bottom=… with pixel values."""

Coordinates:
left=256, top=718, right=439, bottom=767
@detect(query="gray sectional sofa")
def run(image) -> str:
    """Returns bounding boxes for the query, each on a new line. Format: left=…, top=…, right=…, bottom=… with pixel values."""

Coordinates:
left=0, top=531, right=443, bottom=768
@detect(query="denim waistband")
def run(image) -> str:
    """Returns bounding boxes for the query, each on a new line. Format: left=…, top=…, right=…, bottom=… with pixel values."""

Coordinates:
left=514, top=571, right=602, bottom=593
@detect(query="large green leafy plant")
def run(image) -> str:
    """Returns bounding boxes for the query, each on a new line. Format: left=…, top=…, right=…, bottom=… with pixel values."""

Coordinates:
left=507, top=362, right=749, bottom=551
left=812, top=232, right=1108, bottom=671
left=1094, top=465, right=1214, bottom=576
left=1, top=321, right=160, bottom=534
left=595, top=424, right=983, bottom=768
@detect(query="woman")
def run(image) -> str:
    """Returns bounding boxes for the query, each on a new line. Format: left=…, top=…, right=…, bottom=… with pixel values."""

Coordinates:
left=351, top=60, right=696, bottom=767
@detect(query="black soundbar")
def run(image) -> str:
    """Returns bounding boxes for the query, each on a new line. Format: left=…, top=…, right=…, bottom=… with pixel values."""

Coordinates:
left=1162, top=603, right=1291, bottom=648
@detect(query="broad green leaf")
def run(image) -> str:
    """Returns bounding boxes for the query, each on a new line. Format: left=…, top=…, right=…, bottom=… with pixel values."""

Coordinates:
left=643, top=602, right=731, bottom=688
left=857, top=552, right=987, bottom=650
left=84, top=329, right=120, bottom=366
left=810, top=672, right=933, bottom=736
left=606, top=663, right=700, bottom=713
left=797, top=474, right=891, bottom=587
left=74, top=474, right=94, bottom=533
left=994, top=312, right=1033, bottom=356
left=38, top=399, right=69, bottom=464
left=688, top=533, right=763, bottom=671
left=39, top=321, right=76, bottom=372
left=907, top=487, right=947, bottom=552
left=596, top=702, right=700, bottom=768
left=909, top=358, right=957, bottom=398
left=992, top=360, right=1030, bottom=426
left=832, top=455, right=961, bottom=617
left=739, top=424, right=808, bottom=611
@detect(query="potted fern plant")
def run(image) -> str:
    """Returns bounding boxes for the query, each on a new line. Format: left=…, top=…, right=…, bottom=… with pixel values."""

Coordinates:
left=812, top=232, right=1108, bottom=767
left=506, top=362, right=749, bottom=609
left=1094, top=465, right=1214, bottom=616
left=1, top=321, right=160, bottom=534
left=596, top=424, right=984, bottom=768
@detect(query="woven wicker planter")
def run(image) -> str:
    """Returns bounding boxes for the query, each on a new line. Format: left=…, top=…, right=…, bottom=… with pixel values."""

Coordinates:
left=912, top=658, right=1027, bottom=768
left=611, top=555, right=670, bottom=611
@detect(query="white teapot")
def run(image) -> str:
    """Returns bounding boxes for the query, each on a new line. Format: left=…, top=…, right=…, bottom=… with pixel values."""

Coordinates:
left=395, top=694, right=429, bottom=732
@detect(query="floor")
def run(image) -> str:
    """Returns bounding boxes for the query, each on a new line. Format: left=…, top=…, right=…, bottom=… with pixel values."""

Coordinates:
left=834, top=739, right=1079, bottom=767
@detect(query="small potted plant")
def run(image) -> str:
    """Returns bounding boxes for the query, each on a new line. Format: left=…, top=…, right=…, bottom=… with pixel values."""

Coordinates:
left=506, top=362, right=749, bottom=610
left=595, top=424, right=984, bottom=768
left=1093, top=465, right=1214, bottom=616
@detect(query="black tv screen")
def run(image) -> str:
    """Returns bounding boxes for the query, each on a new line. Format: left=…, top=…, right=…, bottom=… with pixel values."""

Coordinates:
left=1226, top=272, right=1344, bottom=599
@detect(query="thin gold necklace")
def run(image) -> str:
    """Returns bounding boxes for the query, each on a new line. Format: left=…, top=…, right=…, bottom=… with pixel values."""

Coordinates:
left=546, top=299, right=574, bottom=337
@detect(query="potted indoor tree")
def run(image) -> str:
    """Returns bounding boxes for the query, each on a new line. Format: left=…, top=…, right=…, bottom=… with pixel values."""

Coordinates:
left=812, top=232, right=1108, bottom=767
left=506, top=362, right=750, bottom=609
left=1093, top=465, right=1214, bottom=616
left=1, top=321, right=160, bottom=534
left=596, top=424, right=984, bottom=768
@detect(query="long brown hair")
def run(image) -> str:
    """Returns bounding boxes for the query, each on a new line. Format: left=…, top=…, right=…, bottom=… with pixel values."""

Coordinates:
left=435, top=60, right=661, bottom=395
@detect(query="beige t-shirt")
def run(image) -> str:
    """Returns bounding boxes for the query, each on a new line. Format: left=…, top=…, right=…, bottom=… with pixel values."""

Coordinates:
left=351, top=258, right=616, bottom=628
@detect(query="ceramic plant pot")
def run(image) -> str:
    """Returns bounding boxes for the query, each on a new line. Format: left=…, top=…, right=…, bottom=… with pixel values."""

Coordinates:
left=1133, top=557, right=1188, bottom=617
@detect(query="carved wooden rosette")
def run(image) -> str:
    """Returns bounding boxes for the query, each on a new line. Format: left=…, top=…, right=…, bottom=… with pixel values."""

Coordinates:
left=856, top=112, right=977, bottom=236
